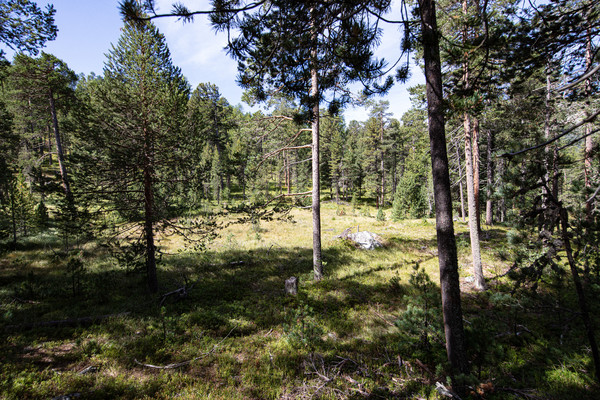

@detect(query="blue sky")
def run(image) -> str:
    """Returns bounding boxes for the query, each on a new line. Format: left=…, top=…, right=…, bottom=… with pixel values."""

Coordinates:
left=12, top=0, right=423, bottom=122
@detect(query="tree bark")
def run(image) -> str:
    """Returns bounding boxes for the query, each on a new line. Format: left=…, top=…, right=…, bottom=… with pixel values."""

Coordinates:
left=472, top=116, right=481, bottom=233
left=418, top=0, right=469, bottom=380
left=49, top=89, right=72, bottom=203
left=310, top=11, right=323, bottom=281
left=456, top=145, right=466, bottom=222
left=485, top=129, right=494, bottom=225
left=464, top=113, right=486, bottom=290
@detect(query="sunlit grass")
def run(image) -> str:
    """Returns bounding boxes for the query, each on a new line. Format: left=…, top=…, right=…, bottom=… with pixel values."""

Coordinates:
left=1, top=202, right=598, bottom=399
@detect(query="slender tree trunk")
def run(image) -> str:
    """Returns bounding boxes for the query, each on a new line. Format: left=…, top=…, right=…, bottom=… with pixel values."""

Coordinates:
left=559, top=206, right=600, bottom=383
left=418, top=0, right=469, bottom=381
left=460, top=0, right=484, bottom=290
left=49, top=90, right=72, bottom=202
left=310, top=11, right=323, bottom=281
left=464, top=113, right=486, bottom=290
left=456, top=145, right=466, bottom=222
left=472, top=116, right=481, bottom=233
left=485, top=129, right=494, bottom=225
left=287, top=153, right=291, bottom=194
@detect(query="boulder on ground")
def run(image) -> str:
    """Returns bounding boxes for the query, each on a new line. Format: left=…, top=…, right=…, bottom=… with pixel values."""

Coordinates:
left=344, top=231, right=384, bottom=250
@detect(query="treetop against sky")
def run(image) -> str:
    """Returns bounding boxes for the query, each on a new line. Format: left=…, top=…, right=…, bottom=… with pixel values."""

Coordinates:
left=2, top=0, right=423, bottom=122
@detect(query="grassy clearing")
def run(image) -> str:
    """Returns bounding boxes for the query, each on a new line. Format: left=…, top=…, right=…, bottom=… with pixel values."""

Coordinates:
left=1, top=202, right=599, bottom=399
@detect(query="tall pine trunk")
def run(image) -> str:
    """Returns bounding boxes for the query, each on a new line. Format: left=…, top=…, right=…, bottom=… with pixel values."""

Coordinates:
left=472, top=116, right=481, bottom=233
left=461, top=0, right=484, bottom=290
left=418, top=0, right=469, bottom=380
left=464, top=113, right=486, bottom=290
left=456, top=145, right=466, bottom=222
left=49, top=89, right=72, bottom=203
left=310, top=11, right=323, bottom=280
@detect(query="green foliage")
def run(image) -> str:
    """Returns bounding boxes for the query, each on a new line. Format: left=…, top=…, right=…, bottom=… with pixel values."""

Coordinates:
left=395, top=264, right=443, bottom=359
left=283, top=302, right=324, bottom=350
left=392, top=171, right=427, bottom=220
left=65, top=252, right=85, bottom=297
left=376, top=207, right=385, bottom=221
left=33, top=200, right=48, bottom=230
left=0, top=0, right=57, bottom=55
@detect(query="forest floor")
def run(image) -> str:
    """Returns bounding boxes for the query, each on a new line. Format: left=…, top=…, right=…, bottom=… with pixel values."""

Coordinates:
left=1, top=202, right=599, bottom=399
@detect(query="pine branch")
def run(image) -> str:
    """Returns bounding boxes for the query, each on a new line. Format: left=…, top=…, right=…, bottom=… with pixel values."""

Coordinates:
left=500, top=110, right=600, bottom=158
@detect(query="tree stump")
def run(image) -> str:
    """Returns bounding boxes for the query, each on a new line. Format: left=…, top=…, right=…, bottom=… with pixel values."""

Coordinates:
left=285, top=276, right=298, bottom=295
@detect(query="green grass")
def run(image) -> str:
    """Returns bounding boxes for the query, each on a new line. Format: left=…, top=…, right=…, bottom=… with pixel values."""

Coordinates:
left=1, top=203, right=599, bottom=399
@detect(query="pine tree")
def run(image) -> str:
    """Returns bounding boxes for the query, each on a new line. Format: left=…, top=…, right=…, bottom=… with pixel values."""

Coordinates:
left=212, top=0, right=393, bottom=280
left=7, top=53, right=77, bottom=203
left=76, top=19, right=189, bottom=293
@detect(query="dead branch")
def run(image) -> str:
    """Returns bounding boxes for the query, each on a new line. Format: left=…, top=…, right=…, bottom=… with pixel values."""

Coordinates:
left=556, top=62, right=600, bottom=93
left=159, top=282, right=196, bottom=307
left=262, top=191, right=312, bottom=208
left=257, top=142, right=312, bottom=170
left=372, top=309, right=397, bottom=327
left=435, top=382, right=463, bottom=400
left=134, top=326, right=236, bottom=369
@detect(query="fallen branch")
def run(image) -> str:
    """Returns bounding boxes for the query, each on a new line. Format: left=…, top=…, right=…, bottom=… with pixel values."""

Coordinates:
left=435, top=382, right=462, bottom=399
left=134, top=326, right=236, bottom=369
left=372, top=308, right=396, bottom=328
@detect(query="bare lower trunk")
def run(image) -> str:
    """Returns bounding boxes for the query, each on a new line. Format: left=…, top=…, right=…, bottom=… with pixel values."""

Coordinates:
left=464, top=113, right=486, bottom=290
left=419, top=0, right=469, bottom=382
left=310, top=15, right=323, bottom=280
left=456, top=145, right=466, bottom=222
left=472, top=117, right=481, bottom=233
left=49, top=90, right=72, bottom=202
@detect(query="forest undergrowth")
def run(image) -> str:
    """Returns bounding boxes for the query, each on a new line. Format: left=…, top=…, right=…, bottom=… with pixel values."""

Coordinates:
left=1, top=202, right=599, bottom=399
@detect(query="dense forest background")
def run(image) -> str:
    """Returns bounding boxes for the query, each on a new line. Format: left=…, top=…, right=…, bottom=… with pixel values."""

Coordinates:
left=1, top=0, right=600, bottom=399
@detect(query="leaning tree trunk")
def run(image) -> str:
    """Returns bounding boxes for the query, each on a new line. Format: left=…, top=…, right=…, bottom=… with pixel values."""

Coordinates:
left=464, top=113, right=486, bottom=290
left=418, top=0, right=469, bottom=381
left=49, top=90, right=72, bottom=203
